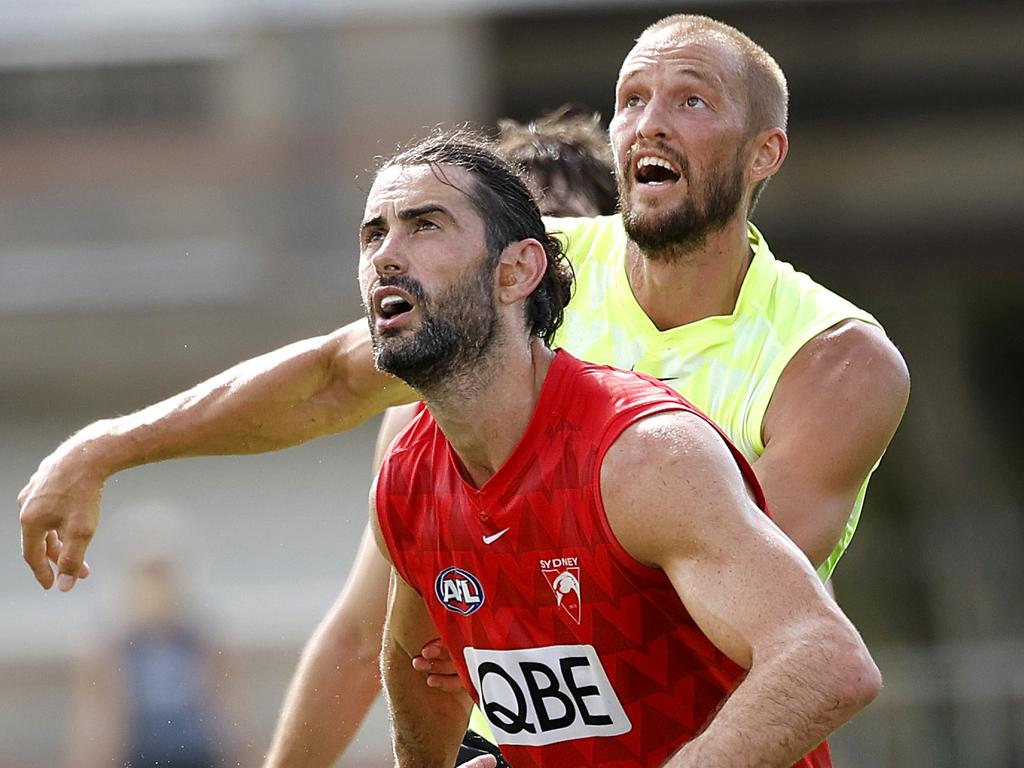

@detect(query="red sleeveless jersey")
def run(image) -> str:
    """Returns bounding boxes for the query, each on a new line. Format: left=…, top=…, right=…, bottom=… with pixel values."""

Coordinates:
left=377, top=350, right=830, bottom=768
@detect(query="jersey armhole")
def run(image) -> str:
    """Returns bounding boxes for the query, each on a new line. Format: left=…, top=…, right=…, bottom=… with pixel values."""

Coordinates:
left=589, top=401, right=692, bottom=578
left=374, top=454, right=420, bottom=594
left=747, top=312, right=882, bottom=453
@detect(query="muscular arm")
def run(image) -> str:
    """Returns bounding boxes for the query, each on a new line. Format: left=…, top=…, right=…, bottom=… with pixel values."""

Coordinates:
left=757, top=319, right=910, bottom=571
left=370, top=495, right=475, bottom=768
left=263, top=403, right=421, bottom=768
left=382, top=572, right=475, bottom=768
left=19, top=320, right=415, bottom=590
left=263, top=525, right=391, bottom=768
left=602, top=411, right=882, bottom=767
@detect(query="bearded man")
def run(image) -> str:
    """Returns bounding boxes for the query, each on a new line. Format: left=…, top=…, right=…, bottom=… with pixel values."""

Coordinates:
left=20, top=14, right=909, bottom=768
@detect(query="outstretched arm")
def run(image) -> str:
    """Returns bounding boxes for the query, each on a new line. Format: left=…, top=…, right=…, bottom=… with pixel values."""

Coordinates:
left=263, top=403, right=422, bottom=768
left=19, top=320, right=415, bottom=591
left=602, top=411, right=882, bottom=767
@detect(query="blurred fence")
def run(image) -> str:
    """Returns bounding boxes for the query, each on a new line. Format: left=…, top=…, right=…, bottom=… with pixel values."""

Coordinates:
left=832, top=640, right=1024, bottom=768
left=3, top=638, right=1024, bottom=767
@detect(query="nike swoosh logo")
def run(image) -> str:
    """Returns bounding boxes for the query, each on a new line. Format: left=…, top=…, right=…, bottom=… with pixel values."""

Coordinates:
left=482, top=527, right=511, bottom=545
left=629, top=364, right=677, bottom=383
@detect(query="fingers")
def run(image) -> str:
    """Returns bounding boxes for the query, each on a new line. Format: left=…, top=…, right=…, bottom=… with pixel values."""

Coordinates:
left=55, top=526, right=93, bottom=592
left=45, top=530, right=61, bottom=563
left=21, top=518, right=93, bottom=591
left=425, top=672, right=465, bottom=693
left=19, top=447, right=104, bottom=591
left=413, top=640, right=465, bottom=693
left=419, top=637, right=452, bottom=660
left=37, top=531, right=91, bottom=591
left=21, top=522, right=54, bottom=590
left=411, top=654, right=459, bottom=676
left=458, top=757, right=497, bottom=768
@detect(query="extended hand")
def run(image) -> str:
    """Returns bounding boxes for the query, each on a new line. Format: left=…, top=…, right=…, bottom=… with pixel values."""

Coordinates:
left=412, top=638, right=464, bottom=693
left=18, top=438, right=101, bottom=591
left=458, top=757, right=497, bottom=768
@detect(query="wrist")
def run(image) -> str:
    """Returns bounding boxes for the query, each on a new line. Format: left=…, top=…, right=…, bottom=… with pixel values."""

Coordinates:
left=68, top=417, right=140, bottom=477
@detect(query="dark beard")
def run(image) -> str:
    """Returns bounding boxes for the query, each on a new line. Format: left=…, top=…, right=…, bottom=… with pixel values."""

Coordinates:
left=366, top=263, right=498, bottom=395
left=619, top=146, right=746, bottom=260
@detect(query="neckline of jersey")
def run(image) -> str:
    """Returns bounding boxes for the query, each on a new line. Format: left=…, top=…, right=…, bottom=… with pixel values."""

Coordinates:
left=441, top=347, right=573, bottom=501
left=613, top=221, right=775, bottom=338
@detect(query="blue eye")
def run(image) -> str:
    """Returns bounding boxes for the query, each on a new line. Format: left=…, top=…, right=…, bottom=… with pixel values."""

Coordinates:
left=685, top=95, right=707, bottom=108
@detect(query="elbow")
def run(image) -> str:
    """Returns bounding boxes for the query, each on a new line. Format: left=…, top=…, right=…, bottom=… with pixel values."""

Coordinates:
left=831, top=634, right=883, bottom=716
left=324, top=620, right=385, bottom=669
left=853, top=649, right=884, bottom=710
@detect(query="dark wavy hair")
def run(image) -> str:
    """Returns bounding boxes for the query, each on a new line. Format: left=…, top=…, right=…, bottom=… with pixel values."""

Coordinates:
left=380, top=129, right=574, bottom=345
left=496, top=105, right=617, bottom=217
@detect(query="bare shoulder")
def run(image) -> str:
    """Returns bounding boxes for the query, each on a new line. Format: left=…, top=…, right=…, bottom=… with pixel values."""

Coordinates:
left=764, top=319, right=910, bottom=447
left=600, top=410, right=758, bottom=567
left=786, top=319, right=909, bottom=400
left=601, top=409, right=735, bottom=481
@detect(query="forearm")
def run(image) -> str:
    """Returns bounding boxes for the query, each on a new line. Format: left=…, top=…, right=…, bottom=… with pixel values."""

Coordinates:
left=264, top=626, right=381, bottom=768
left=265, top=527, right=392, bottom=768
left=665, top=618, right=880, bottom=767
left=75, top=325, right=406, bottom=474
left=382, top=630, right=471, bottom=767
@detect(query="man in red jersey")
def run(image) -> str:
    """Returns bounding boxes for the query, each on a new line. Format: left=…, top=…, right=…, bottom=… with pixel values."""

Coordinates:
left=361, top=131, right=879, bottom=768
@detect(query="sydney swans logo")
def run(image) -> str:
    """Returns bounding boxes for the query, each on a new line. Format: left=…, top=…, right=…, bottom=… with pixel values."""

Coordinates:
left=540, top=557, right=581, bottom=624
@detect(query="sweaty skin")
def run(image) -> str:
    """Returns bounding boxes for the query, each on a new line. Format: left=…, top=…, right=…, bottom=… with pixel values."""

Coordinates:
left=362, top=150, right=880, bottom=766
left=18, top=16, right=908, bottom=768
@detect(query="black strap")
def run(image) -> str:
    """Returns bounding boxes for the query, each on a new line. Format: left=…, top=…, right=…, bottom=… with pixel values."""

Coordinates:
left=455, top=729, right=512, bottom=768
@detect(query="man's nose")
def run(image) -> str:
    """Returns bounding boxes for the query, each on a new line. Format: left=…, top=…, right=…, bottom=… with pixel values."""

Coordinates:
left=635, top=95, right=672, bottom=141
left=372, top=235, right=407, bottom=277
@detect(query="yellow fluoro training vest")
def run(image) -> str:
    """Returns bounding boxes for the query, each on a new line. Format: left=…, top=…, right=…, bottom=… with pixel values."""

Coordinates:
left=550, top=214, right=880, bottom=581
left=468, top=216, right=881, bottom=744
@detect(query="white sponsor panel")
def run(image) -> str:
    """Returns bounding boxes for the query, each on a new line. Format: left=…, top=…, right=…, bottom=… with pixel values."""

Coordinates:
left=463, top=644, right=631, bottom=746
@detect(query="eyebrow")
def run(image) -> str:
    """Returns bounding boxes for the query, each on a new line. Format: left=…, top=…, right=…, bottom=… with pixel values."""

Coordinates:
left=618, top=65, right=724, bottom=92
left=360, top=203, right=457, bottom=235
left=401, top=204, right=456, bottom=223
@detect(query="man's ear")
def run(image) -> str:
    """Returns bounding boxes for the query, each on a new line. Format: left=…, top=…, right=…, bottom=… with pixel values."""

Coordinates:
left=496, top=239, right=547, bottom=305
left=748, top=127, right=788, bottom=186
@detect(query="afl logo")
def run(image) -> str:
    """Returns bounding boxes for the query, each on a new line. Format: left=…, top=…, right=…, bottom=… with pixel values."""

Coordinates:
left=435, top=567, right=485, bottom=615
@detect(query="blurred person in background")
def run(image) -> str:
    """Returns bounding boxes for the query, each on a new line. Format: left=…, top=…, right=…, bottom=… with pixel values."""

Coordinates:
left=67, top=503, right=237, bottom=768
left=21, top=12, right=910, bottom=768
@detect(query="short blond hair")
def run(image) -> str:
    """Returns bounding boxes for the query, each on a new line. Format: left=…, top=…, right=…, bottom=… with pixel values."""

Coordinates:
left=641, top=14, right=788, bottom=135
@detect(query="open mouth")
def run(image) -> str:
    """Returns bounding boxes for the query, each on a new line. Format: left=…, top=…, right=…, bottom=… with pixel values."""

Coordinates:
left=374, top=289, right=416, bottom=323
left=380, top=294, right=413, bottom=318
left=634, top=155, right=682, bottom=186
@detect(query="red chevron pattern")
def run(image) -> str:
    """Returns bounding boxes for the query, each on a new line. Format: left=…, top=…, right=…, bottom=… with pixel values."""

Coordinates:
left=377, top=350, right=830, bottom=768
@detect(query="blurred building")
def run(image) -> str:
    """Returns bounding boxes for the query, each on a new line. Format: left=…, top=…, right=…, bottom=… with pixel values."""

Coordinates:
left=1, top=1, right=1022, bottom=766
